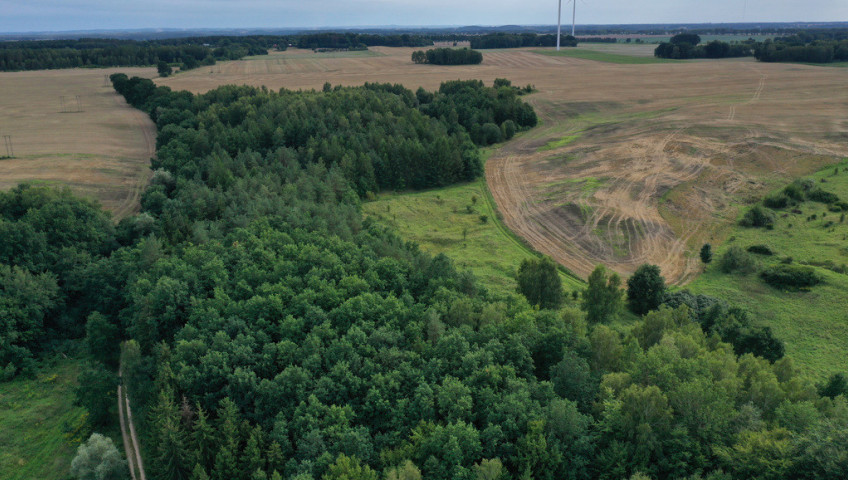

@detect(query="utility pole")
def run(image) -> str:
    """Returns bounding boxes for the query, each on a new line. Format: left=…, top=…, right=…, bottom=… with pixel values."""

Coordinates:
left=76, top=95, right=82, bottom=113
left=60, top=95, right=66, bottom=113
left=3, top=135, right=13, bottom=158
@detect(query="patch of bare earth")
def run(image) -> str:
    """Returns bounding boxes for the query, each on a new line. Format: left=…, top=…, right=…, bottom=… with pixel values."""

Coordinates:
left=0, top=67, right=157, bottom=219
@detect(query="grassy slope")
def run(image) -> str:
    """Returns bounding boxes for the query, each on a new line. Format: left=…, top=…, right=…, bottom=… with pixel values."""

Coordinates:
left=687, top=159, right=848, bottom=380
left=363, top=163, right=585, bottom=298
left=0, top=359, right=88, bottom=480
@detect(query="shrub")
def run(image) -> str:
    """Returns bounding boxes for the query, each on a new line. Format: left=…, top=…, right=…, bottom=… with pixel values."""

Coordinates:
left=70, top=433, right=129, bottom=480
left=501, top=120, right=517, bottom=140
left=760, top=264, right=822, bottom=289
left=806, top=188, right=840, bottom=204
left=739, top=205, right=775, bottom=228
left=719, top=246, right=757, bottom=274
left=763, top=193, right=789, bottom=209
left=700, top=243, right=713, bottom=264
left=783, top=182, right=806, bottom=201
left=747, top=244, right=775, bottom=256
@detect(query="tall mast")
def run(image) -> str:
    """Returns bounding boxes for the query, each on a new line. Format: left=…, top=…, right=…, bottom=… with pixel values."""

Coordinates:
left=557, top=0, right=562, bottom=51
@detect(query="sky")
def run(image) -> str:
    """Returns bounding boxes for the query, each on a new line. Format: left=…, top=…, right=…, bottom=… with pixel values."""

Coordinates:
left=1, top=0, right=846, bottom=33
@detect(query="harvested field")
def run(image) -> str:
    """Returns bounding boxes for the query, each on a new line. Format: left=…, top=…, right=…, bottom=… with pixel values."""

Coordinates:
left=0, top=67, right=157, bottom=219
left=161, top=47, right=848, bottom=284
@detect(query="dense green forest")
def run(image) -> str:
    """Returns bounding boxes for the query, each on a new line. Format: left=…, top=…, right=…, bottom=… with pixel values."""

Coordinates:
left=296, top=33, right=431, bottom=50
left=654, top=30, right=848, bottom=62
left=469, top=33, right=577, bottom=49
left=411, top=48, right=484, bottom=66
left=754, top=31, right=848, bottom=63
left=654, top=34, right=753, bottom=59
left=0, top=37, right=280, bottom=72
left=3, top=68, right=848, bottom=480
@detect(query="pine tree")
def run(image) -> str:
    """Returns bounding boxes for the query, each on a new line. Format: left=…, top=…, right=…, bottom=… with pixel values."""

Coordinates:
left=190, top=464, right=210, bottom=480
left=700, top=243, right=713, bottom=265
left=193, top=404, right=216, bottom=471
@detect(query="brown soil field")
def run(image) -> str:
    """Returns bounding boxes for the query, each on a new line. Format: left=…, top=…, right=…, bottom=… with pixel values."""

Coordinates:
left=0, top=67, right=156, bottom=219
left=159, top=48, right=847, bottom=283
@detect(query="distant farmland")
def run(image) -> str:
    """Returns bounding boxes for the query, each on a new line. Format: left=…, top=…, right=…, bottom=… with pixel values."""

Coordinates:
left=0, top=67, right=156, bottom=218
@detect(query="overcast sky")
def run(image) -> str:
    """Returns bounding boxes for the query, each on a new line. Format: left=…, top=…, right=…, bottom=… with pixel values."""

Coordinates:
left=1, top=0, right=846, bottom=33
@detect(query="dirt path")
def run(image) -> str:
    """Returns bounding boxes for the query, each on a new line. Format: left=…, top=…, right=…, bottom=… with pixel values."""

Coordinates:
left=118, top=365, right=146, bottom=480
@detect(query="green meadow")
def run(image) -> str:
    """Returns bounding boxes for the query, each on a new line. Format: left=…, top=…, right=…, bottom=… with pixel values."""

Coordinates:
left=0, top=359, right=89, bottom=480
left=687, top=159, right=848, bottom=380
left=363, top=174, right=585, bottom=298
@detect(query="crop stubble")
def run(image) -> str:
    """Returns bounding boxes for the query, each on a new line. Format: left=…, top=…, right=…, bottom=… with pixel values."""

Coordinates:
left=0, top=67, right=156, bottom=218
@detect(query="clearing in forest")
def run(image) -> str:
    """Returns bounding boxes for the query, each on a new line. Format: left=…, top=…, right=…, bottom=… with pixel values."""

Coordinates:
left=0, top=67, right=156, bottom=219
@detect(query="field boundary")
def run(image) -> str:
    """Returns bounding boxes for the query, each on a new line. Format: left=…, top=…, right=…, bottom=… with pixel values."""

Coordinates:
left=479, top=158, right=585, bottom=284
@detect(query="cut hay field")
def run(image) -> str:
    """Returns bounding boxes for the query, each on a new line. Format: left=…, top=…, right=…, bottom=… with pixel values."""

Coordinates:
left=0, top=67, right=156, bottom=218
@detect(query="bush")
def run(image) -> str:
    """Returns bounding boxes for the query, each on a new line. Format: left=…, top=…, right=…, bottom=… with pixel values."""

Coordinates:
left=783, top=182, right=807, bottom=201
left=719, top=246, right=757, bottom=274
left=739, top=205, right=775, bottom=228
left=763, top=193, right=789, bottom=209
left=806, top=188, right=840, bottom=204
left=747, top=244, right=775, bottom=256
left=760, top=264, right=822, bottom=289
left=70, top=433, right=129, bottom=480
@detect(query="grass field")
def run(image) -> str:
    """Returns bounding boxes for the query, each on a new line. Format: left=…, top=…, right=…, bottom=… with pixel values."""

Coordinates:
left=536, top=47, right=676, bottom=64
left=0, top=67, right=156, bottom=219
left=0, top=359, right=88, bottom=480
left=362, top=166, right=585, bottom=298
left=687, top=159, right=848, bottom=379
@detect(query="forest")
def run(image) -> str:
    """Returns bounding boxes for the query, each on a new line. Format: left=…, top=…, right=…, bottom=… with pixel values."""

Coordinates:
left=654, top=30, right=848, bottom=63
left=654, top=34, right=753, bottom=59
left=754, top=31, right=848, bottom=63
left=0, top=37, right=282, bottom=71
left=3, top=67, right=848, bottom=480
left=411, top=48, right=484, bottom=66
left=296, top=33, right=431, bottom=50
left=469, top=33, right=577, bottom=49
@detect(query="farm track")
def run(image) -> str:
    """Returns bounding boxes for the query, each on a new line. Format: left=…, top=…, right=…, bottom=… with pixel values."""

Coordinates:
left=118, top=365, right=146, bottom=480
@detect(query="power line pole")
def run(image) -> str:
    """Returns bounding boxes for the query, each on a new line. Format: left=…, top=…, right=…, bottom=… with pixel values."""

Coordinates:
left=60, top=95, right=66, bottom=113
left=76, top=95, right=82, bottom=113
left=3, top=135, right=13, bottom=158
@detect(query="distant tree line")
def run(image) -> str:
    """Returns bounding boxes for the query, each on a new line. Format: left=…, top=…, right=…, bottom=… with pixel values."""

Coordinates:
left=755, top=31, right=848, bottom=63
left=469, top=33, right=577, bottom=49
left=0, top=37, right=276, bottom=72
left=296, top=33, right=431, bottom=50
left=576, top=37, right=617, bottom=43
left=654, top=30, right=848, bottom=63
left=654, top=33, right=754, bottom=59
left=411, top=48, right=483, bottom=65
